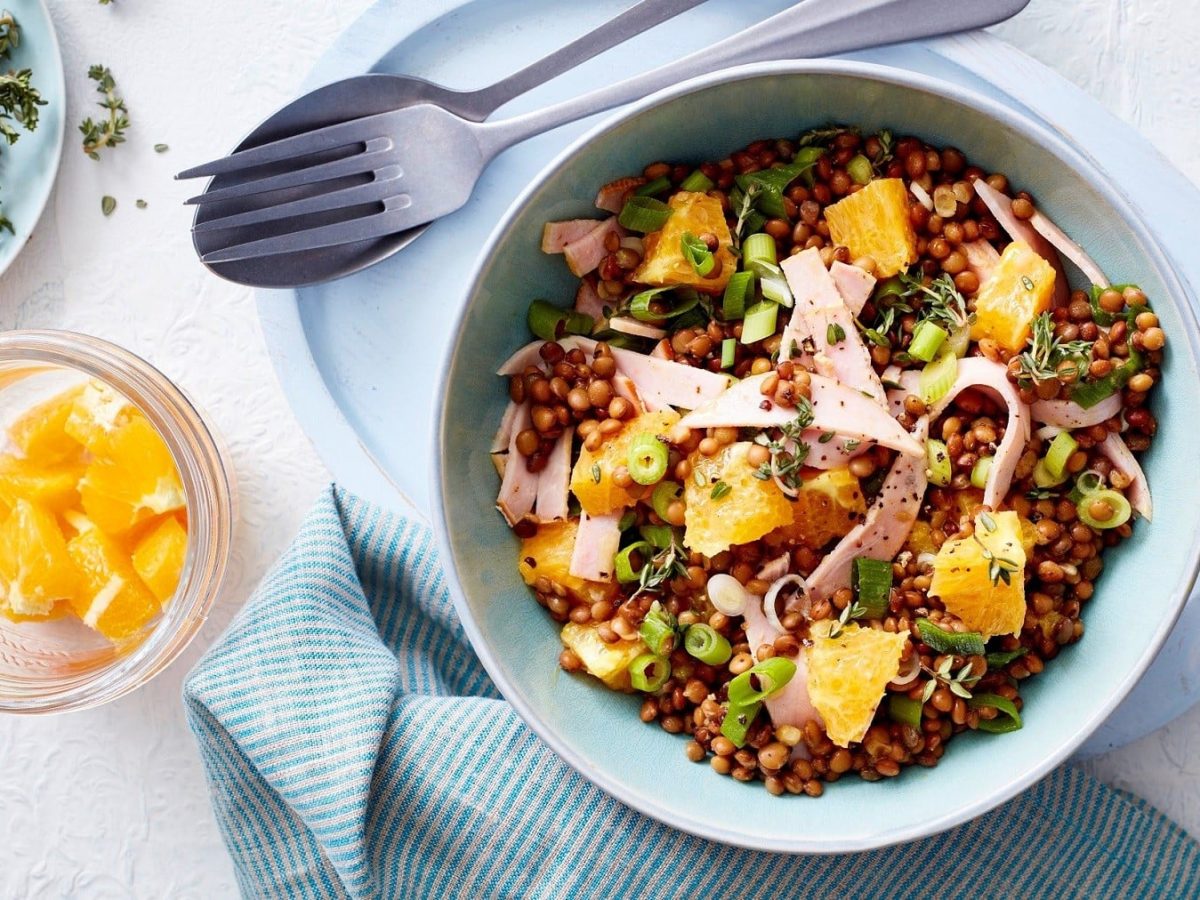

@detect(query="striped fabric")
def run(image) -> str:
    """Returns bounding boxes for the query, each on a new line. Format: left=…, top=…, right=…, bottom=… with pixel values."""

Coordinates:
left=185, top=486, right=1200, bottom=899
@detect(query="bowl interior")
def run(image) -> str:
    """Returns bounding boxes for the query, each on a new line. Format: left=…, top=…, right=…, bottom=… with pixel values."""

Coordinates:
left=438, top=64, right=1200, bottom=851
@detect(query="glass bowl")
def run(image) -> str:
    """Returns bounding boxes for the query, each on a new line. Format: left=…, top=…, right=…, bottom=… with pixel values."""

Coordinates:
left=0, top=330, right=236, bottom=713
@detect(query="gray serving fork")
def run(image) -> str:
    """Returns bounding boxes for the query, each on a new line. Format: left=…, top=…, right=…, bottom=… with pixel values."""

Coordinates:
left=181, top=0, right=1029, bottom=282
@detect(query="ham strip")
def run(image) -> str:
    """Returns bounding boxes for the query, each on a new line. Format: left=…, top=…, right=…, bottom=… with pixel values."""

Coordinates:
left=1032, top=394, right=1122, bottom=429
left=757, top=554, right=791, bottom=583
left=962, top=240, right=1001, bottom=287
left=569, top=511, right=623, bottom=582
left=613, top=374, right=652, bottom=414
left=802, top=432, right=869, bottom=469
left=742, top=596, right=820, bottom=737
left=542, top=219, right=602, bottom=254
left=780, top=249, right=886, bottom=406
left=534, top=427, right=573, bottom=522
left=575, top=277, right=607, bottom=321
left=679, top=372, right=924, bottom=458
left=564, top=217, right=624, bottom=277
left=595, top=176, right=644, bottom=214
left=1098, top=433, right=1153, bottom=521
left=491, top=400, right=521, bottom=454
left=807, top=419, right=930, bottom=602
left=973, top=180, right=1069, bottom=306
left=1029, top=209, right=1109, bottom=289
left=649, top=339, right=672, bottom=360
left=830, top=261, right=877, bottom=317
left=496, top=404, right=538, bottom=526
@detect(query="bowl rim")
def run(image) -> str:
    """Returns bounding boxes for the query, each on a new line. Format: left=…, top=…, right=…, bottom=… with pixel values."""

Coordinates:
left=432, top=57, right=1200, bottom=853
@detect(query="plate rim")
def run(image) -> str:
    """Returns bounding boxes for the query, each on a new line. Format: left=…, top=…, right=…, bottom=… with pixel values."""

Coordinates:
left=432, top=57, right=1200, bottom=853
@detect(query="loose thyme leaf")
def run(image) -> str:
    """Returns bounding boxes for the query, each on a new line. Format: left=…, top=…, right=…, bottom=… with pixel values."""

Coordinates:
left=80, top=64, right=129, bottom=159
left=154, top=143, right=169, bottom=153
left=135, top=199, right=147, bottom=209
left=710, top=481, right=731, bottom=501
left=818, top=431, right=835, bottom=443
left=979, top=512, right=997, bottom=532
left=101, top=195, right=116, bottom=216
left=826, top=322, right=846, bottom=344
left=921, top=679, right=937, bottom=703
left=591, top=463, right=601, bottom=484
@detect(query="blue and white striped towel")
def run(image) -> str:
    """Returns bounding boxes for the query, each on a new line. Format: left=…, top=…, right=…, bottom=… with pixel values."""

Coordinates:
left=185, top=486, right=1200, bottom=899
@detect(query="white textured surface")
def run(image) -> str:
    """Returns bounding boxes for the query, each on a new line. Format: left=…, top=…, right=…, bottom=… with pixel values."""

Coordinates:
left=1, top=0, right=1197, bottom=894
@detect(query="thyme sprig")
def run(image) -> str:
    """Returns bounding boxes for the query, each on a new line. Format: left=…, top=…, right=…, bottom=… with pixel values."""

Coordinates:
left=631, top=539, right=689, bottom=600
left=750, top=404, right=814, bottom=491
left=798, top=123, right=853, bottom=148
left=80, top=65, right=129, bottom=159
left=900, top=272, right=973, bottom=333
left=921, top=657, right=980, bottom=702
left=871, top=128, right=895, bottom=174
left=1016, top=312, right=1093, bottom=384
left=733, top=183, right=760, bottom=247
left=828, top=600, right=867, bottom=640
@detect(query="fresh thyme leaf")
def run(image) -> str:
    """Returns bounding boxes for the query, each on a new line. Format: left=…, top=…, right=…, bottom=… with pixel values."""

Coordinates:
left=101, top=195, right=116, bottom=216
left=1021, top=275, right=1035, bottom=291
left=798, top=124, right=854, bottom=148
left=818, top=431, right=835, bottom=444
left=1017, top=312, right=1093, bottom=384
left=733, top=184, right=760, bottom=247
left=921, top=679, right=937, bottom=703
left=828, top=600, right=867, bottom=639
left=710, top=481, right=731, bottom=501
left=154, top=143, right=169, bottom=153
left=80, top=64, right=129, bottom=159
left=591, top=462, right=601, bottom=484
left=871, top=129, right=895, bottom=173
left=843, top=439, right=861, bottom=452
left=0, top=69, right=45, bottom=145
left=135, top=199, right=147, bottom=209
left=693, top=469, right=706, bottom=488
left=826, top=322, right=846, bottom=344
left=978, top=512, right=997, bottom=533
left=900, top=271, right=973, bottom=333
left=1026, top=487, right=1059, bottom=501
left=752, top=464, right=771, bottom=481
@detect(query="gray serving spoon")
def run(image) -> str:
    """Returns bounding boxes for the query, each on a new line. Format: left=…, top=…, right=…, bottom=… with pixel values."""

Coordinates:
left=182, top=0, right=1030, bottom=288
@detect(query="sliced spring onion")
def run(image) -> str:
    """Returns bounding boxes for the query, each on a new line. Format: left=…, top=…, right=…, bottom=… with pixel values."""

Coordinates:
left=722, top=271, right=753, bottom=320
left=735, top=151, right=822, bottom=218
left=617, top=510, right=638, bottom=532
left=1076, top=488, right=1132, bottom=530
left=639, top=524, right=675, bottom=550
left=1087, top=283, right=1141, bottom=327
left=650, top=481, right=683, bottom=522
left=618, top=196, right=672, bottom=232
left=628, top=653, right=671, bottom=692
left=721, top=338, right=736, bottom=370
left=706, top=573, right=749, bottom=616
left=638, top=601, right=677, bottom=656
left=615, top=541, right=652, bottom=583
left=1032, top=458, right=1068, bottom=489
left=680, top=231, right=716, bottom=277
left=985, top=647, right=1028, bottom=668
left=916, top=618, right=986, bottom=656
left=751, top=261, right=794, bottom=307
left=634, top=176, right=671, bottom=197
left=888, top=694, right=923, bottom=728
left=873, top=276, right=905, bottom=302
left=1070, top=349, right=1143, bottom=409
left=908, top=320, right=948, bottom=363
left=740, top=300, right=779, bottom=345
left=1043, top=431, right=1078, bottom=479
left=919, top=349, right=958, bottom=405
left=970, top=456, right=993, bottom=490
left=680, top=169, right=715, bottom=193
left=969, top=692, right=1023, bottom=734
left=720, top=699, right=762, bottom=747
left=1068, top=470, right=1105, bottom=504
left=925, top=439, right=952, bottom=487
left=527, top=299, right=593, bottom=342
left=945, top=325, right=971, bottom=359
left=727, top=657, right=797, bottom=706
left=683, top=623, right=732, bottom=666
left=742, top=232, right=777, bottom=269
left=627, top=432, right=669, bottom=485
left=847, top=154, right=873, bottom=186
left=629, top=286, right=700, bottom=322
left=852, top=557, right=893, bottom=618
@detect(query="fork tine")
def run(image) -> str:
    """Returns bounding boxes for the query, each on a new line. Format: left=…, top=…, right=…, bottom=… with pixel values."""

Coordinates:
left=176, top=112, right=392, bottom=180
left=199, top=195, right=417, bottom=264
left=192, top=167, right=405, bottom=233
left=185, top=137, right=395, bottom=205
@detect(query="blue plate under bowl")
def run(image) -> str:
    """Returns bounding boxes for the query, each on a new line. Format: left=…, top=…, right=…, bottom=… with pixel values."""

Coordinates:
left=435, top=60, right=1200, bottom=852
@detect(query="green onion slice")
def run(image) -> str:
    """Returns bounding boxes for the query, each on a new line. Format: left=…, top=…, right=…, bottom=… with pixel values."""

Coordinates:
left=727, top=657, right=798, bottom=706
left=634, top=176, right=671, bottom=197
left=1032, top=458, right=1068, bottom=489
left=852, top=557, right=893, bottom=618
left=985, top=647, right=1028, bottom=668
left=945, top=325, right=971, bottom=359
left=751, top=261, right=794, bottom=307
left=742, top=232, right=778, bottom=269
left=969, top=692, right=1023, bottom=734
left=681, top=231, right=716, bottom=277
left=639, top=524, right=675, bottom=551
left=1070, top=349, right=1143, bottom=409
left=617, top=510, right=637, bottom=532
left=1068, top=470, right=1105, bottom=503
left=719, top=699, right=762, bottom=748
left=888, top=694, right=923, bottom=728
left=722, top=271, right=754, bottom=320
left=680, top=169, right=715, bottom=193
left=628, top=653, right=671, bottom=692
left=650, top=481, right=683, bottom=522
left=971, top=456, right=993, bottom=490
left=618, top=196, right=672, bottom=233
left=629, top=286, right=701, bottom=323
left=1076, top=488, right=1132, bottom=530
left=916, top=618, right=986, bottom=656
left=638, top=601, right=677, bottom=656
left=740, top=300, right=779, bottom=345
left=735, top=151, right=822, bottom=218
left=720, top=338, right=736, bottom=370
left=527, top=299, right=594, bottom=342
left=1043, top=431, right=1078, bottom=480
left=847, top=154, right=874, bottom=186
left=615, top=541, right=652, bottom=583
left=627, top=432, right=669, bottom=485
left=683, top=623, right=732, bottom=666
left=919, top=349, right=958, bottom=405
left=908, top=320, right=948, bottom=363
left=925, top=439, right=952, bottom=487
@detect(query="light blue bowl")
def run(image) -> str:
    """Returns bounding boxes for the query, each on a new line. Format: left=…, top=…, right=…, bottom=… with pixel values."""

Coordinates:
left=434, top=60, right=1200, bottom=852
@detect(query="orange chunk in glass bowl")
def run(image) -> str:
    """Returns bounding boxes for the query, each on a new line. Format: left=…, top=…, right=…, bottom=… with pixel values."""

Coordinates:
left=80, top=415, right=186, bottom=536
left=66, top=525, right=161, bottom=642
left=0, top=499, right=81, bottom=619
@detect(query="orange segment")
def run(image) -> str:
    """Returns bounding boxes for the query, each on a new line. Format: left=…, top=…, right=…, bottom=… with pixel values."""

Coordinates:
left=80, top=417, right=185, bottom=535
left=684, top=442, right=794, bottom=557
left=806, top=620, right=907, bottom=747
left=560, top=622, right=647, bottom=692
left=570, top=410, right=680, bottom=516
left=970, top=241, right=1056, bottom=352
left=8, top=385, right=85, bottom=464
left=930, top=510, right=1026, bottom=638
left=66, top=528, right=161, bottom=641
left=824, top=179, right=918, bottom=277
left=0, top=500, right=81, bottom=617
left=518, top=519, right=617, bottom=605
left=63, top=380, right=138, bottom=452
left=131, top=515, right=188, bottom=602
left=632, top=191, right=737, bottom=293
left=0, top=454, right=86, bottom=514
left=777, top=468, right=867, bottom=549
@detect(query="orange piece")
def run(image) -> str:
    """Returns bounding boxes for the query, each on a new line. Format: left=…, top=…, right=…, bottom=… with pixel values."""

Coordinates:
left=569, top=410, right=680, bottom=516
left=806, top=620, right=907, bottom=747
left=132, top=515, right=188, bottom=602
left=824, top=179, right=918, bottom=278
left=683, top=442, right=794, bottom=557
left=0, top=454, right=86, bottom=514
left=80, top=417, right=185, bottom=535
left=0, top=500, right=81, bottom=618
left=930, top=510, right=1027, bottom=638
left=63, top=380, right=138, bottom=452
left=518, top=519, right=617, bottom=605
left=8, top=385, right=85, bottom=464
left=66, top=528, right=161, bottom=642
left=777, top=468, right=866, bottom=549
left=632, top=191, right=737, bottom=293
left=970, top=241, right=1056, bottom=352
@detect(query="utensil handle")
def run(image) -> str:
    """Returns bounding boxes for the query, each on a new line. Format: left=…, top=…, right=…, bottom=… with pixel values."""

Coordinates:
left=464, top=0, right=710, bottom=120
left=478, top=0, right=1029, bottom=156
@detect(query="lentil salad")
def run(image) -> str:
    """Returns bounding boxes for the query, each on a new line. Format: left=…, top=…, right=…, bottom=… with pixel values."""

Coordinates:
left=491, top=126, right=1163, bottom=796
